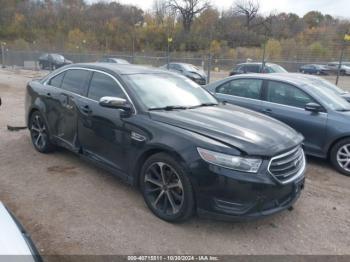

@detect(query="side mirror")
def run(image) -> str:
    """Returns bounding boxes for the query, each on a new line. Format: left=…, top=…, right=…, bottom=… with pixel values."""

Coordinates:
left=305, top=102, right=322, bottom=113
left=99, top=96, right=131, bottom=112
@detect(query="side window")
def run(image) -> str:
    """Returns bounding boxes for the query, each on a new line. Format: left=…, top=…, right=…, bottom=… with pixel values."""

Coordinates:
left=246, top=65, right=260, bottom=73
left=48, top=72, right=65, bottom=88
left=266, top=81, right=315, bottom=108
left=61, top=69, right=91, bottom=95
left=174, top=64, right=182, bottom=71
left=216, top=79, right=263, bottom=99
left=88, top=72, right=126, bottom=101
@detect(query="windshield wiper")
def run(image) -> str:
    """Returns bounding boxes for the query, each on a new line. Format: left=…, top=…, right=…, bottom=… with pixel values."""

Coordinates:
left=336, top=109, right=350, bottom=112
left=188, top=102, right=218, bottom=109
left=149, top=105, right=188, bottom=111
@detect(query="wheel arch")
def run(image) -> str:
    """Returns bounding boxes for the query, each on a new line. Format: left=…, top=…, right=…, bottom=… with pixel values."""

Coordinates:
left=327, top=135, right=350, bottom=159
left=132, top=147, right=187, bottom=189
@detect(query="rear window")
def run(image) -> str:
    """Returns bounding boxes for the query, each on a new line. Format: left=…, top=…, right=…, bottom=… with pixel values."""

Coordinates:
left=61, top=69, right=91, bottom=95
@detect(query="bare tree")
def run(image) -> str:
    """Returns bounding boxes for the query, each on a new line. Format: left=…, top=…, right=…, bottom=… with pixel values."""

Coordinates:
left=233, top=0, right=259, bottom=29
left=168, top=0, right=210, bottom=32
left=153, top=0, right=168, bottom=25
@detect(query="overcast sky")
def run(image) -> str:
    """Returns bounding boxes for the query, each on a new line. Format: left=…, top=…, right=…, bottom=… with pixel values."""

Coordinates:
left=92, top=0, right=350, bottom=18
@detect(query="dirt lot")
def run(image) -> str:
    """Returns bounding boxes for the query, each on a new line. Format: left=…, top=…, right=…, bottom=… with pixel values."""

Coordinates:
left=0, top=68, right=349, bottom=256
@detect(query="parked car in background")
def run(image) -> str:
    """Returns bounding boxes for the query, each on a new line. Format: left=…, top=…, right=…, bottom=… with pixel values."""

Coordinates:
left=326, top=62, right=350, bottom=75
left=206, top=73, right=350, bottom=176
left=160, top=62, right=207, bottom=85
left=229, top=62, right=288, bottom=76
left=38, top=53, right=72, bottom=70
left=25, top=63, right=305, bottom=222
left=299, top=64, right=330, bottom=75
left=97, top=57, right=130, bottom=64
left=0, top=202, right=41, bottom=261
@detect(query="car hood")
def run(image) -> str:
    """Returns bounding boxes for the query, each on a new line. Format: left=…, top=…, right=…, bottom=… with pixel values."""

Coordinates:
left=149, top=104, right=303, bottom=157
left=0, top=202, right=34, bottom=258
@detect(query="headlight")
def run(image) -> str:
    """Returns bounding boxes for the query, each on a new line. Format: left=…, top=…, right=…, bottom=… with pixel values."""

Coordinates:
left=197, top=147, right=262, bottom=173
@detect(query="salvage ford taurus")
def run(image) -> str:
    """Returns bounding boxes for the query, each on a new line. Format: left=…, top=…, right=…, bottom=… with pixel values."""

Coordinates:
left=25, top=63, right=305, bottom=222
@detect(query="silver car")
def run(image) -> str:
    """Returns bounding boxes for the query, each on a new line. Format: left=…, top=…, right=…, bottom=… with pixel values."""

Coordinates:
left=206, top=73, right=350, bottom=176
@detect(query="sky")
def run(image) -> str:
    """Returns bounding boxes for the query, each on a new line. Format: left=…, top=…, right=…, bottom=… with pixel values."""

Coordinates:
left=91, top=0, right=350, bottom=18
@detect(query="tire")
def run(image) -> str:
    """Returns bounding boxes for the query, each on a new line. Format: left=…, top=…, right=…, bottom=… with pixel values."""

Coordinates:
left=140, top=153, right=195, bottom=222
left=29, top=111, right=55, bottom=153
left=330, top=138, right=350, bottom=176
left=340, top=70, right=345, bottom=76
left=301, top=70, right=305, bottom=74
left=316, top=71, right=320, bottom=75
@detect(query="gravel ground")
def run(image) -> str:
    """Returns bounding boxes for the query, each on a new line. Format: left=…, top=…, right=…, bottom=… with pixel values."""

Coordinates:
left=0, top=68, right=349, bottom=257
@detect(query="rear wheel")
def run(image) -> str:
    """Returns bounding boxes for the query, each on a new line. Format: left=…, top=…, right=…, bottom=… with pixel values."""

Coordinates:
left=330, top=138, right=350, bottom=176
left=29, top=111, right=55, bottom=153
left=140, top=153, right=195, bottom=222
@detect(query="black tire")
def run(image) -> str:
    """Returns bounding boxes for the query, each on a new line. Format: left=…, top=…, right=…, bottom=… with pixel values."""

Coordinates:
left=29, top=111, right=55, bottom=153
left=140, top=153, right=195, bottom=222
left=330, top=138, right=350, bottom=176
left=340, top=70, right=345, bottom=76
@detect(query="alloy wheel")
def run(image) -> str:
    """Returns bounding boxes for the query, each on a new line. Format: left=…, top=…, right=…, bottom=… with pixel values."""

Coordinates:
left=30, top=114, right=48, bottom=150
left=144, top=162, right=184, bottom=216
left=336, top=144, right=350, bottom=172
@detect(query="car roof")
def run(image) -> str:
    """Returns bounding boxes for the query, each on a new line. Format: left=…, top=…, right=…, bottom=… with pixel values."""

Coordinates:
left=209, top=73, right=324, bottom=88
left=66, top=63, right=168, bottom=75
left=237, top=62, right=277, bottom=66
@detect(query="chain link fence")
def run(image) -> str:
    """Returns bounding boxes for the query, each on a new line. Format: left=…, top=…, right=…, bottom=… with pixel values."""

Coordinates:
left=1, top=48, right=350, bottom=86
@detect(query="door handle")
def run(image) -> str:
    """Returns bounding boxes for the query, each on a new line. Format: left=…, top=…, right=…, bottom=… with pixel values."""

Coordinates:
left=263, top=108, right=272, bottom=114
left=80, top=105, right=92, bottom=114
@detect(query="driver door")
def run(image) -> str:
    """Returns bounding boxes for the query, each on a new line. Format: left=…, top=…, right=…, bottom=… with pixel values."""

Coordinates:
left=77, top=71, right=129, bottom=173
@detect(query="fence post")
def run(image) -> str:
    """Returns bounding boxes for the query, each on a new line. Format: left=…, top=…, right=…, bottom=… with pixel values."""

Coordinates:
left=1, top=43, right=5, bottom=68
left=207, top=53, right=212, bottom=84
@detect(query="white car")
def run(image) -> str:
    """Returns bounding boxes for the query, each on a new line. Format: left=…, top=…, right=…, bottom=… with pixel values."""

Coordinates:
left=0, top=202, right=41, bottom=261
left=327, top=62, right=350, bottom=75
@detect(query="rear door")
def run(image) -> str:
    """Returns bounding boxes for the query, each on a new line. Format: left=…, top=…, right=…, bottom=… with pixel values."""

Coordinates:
left=77, top=71, right=129, bottom=173
left=56, top=69, right=92, bottom=150
left=214, top=78, right=263, bottom=112
left=261, top=80, right=327, bottom=155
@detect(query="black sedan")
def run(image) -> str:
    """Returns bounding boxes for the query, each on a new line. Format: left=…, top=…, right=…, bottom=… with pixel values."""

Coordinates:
left=299, top=64, right=330, bottom=75
left=38, top=53, right=72, bottom=70
left=160, top=62, right=207, bottom=85
left=97, top=57, right=130, bottom=64
left=25, top=63, right=305, bottom=222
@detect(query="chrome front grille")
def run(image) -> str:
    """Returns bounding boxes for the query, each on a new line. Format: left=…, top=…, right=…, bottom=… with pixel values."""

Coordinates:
left=268, top=146, right=305, bottom=184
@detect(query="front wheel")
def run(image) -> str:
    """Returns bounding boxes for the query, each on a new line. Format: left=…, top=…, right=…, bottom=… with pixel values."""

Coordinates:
left=330, top=138, right=350, bottom=176
left=29, top=111, right=55, bottom=153
left=140, top=153, right=195, bottom=222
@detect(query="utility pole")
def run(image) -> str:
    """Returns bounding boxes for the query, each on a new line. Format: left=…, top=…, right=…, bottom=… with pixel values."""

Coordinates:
left=167, top=36, right=172, bottom=70
left=336, top=32, right=350, bottom=85
left=1, top=42, right=6, bottom=68
left=261, top=32, right=267, bottom=73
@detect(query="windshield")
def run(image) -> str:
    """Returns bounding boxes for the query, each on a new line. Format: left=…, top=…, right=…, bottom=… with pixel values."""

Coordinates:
left=269, top=64, right=288, bottom=73
left=182, top=64, right=200, bottom=72
left=308, top=78, right=346, bottom=95
left=126, top=73, right=217, bottom=109
left=307, top=83, right=350, bottom=111
left=51, top=54, right=65, bottom=62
